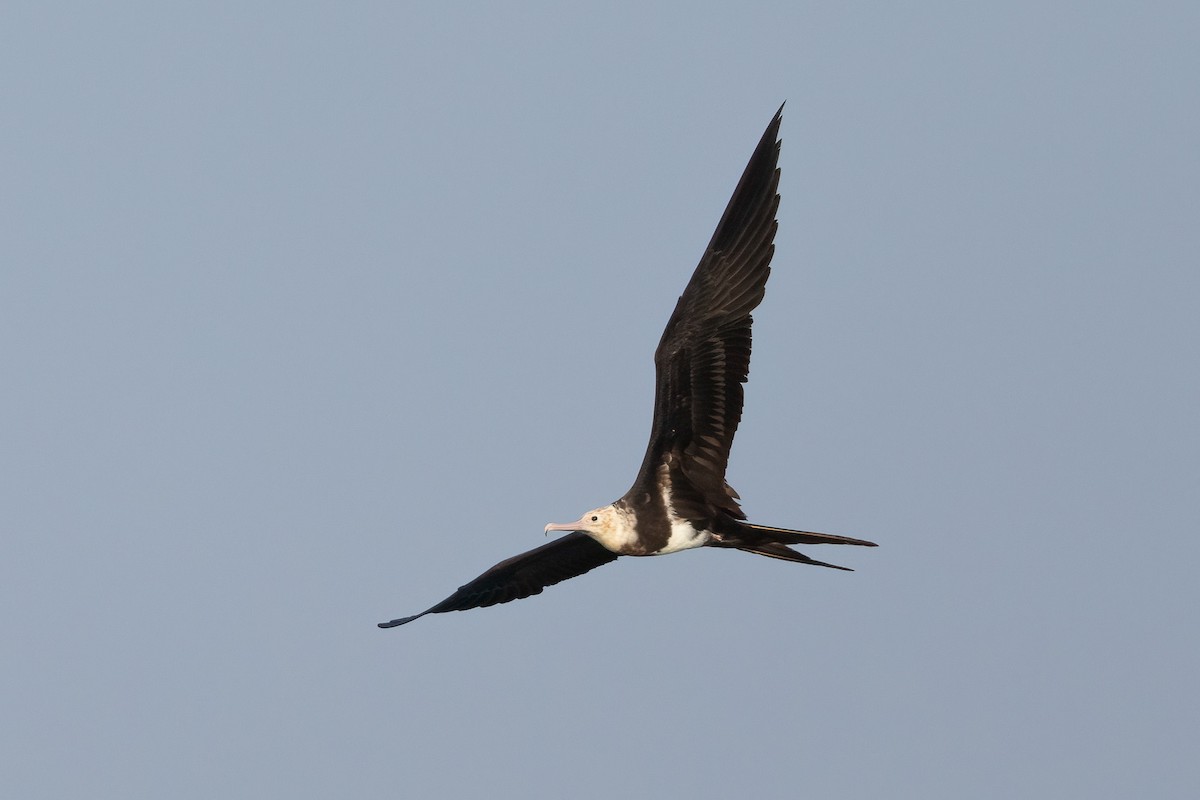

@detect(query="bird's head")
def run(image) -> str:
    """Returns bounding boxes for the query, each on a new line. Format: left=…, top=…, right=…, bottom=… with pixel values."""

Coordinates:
left=544, top=504, right=631, bottom=552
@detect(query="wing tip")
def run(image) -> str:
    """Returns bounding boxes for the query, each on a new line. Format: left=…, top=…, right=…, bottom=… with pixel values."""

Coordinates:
left=378, top=613, right=425, bottom=629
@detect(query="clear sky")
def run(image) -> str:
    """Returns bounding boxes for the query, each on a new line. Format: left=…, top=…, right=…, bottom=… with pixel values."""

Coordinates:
left=3, top=3, right=1198, bottom=798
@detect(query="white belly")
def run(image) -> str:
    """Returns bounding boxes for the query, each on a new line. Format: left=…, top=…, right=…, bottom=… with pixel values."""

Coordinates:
left=653, top=463, right=713, bottom=554
left=656, top=517, right=712, bottom=554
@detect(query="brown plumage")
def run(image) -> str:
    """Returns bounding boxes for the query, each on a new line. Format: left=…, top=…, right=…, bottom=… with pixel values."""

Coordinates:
left=378, top=533, right=617, bottom=628
left=631, top=102, right=783, bottom=528
left=379, top=105, right=875, bottom=630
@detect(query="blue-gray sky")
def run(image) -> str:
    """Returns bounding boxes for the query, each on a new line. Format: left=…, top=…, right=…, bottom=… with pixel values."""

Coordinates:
left=3, top=3, right=1198, bottom=798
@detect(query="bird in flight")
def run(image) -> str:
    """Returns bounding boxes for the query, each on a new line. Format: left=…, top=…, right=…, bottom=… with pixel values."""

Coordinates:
left=379, top=105, right=875, bottom=629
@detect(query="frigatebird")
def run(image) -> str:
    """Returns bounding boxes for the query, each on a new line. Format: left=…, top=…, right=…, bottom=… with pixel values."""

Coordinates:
left=379, top=105, right=876, bottom=629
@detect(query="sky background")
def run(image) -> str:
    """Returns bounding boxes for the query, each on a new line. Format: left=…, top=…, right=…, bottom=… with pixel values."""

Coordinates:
left=3, top=3, right=1198, bottom=798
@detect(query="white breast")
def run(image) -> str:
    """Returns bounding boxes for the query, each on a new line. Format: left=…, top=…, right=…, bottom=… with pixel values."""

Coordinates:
left=657, top=516, right=712, bottom=554
left=656, top=466, right=713, bottom=554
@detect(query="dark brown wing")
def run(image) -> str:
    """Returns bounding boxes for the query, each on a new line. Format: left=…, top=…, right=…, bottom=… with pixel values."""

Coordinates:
left=629, top=106, right=783, bottom=521
left=377, top=532, right=619, bottom=628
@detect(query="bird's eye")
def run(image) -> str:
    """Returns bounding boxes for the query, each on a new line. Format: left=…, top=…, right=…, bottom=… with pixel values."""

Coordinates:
left=591, top=515, right=598, bottom=522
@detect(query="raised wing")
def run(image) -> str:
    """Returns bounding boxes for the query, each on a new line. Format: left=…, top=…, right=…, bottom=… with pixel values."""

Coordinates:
left=630, top=106, right=783, bottom=520
left=378, top=532, right=619, bottom=628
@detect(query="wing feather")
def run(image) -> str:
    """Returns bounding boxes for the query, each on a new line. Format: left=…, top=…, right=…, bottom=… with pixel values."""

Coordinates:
left=378, top=533, right=619, bottom=628
left=629, top=106, right=784, bottom=519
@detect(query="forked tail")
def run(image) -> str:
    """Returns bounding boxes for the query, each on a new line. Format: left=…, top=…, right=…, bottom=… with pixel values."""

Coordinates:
left=743, top=523, right=877, bottom=548
left=731, top=523, right=877, bottom=571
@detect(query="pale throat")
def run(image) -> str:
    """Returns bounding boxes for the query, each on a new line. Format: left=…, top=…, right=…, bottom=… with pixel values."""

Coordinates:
left=589, top=503, right=641, bottom=554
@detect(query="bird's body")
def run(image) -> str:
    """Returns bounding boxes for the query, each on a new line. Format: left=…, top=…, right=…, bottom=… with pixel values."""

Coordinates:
left=379, top=105, right=875, bottom=629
